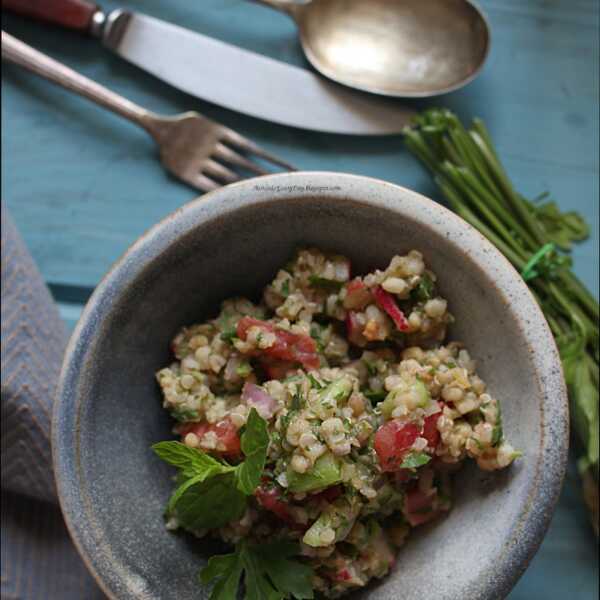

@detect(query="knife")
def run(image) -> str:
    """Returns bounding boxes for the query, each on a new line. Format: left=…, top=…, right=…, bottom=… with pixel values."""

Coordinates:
left=3, top=0, right=415, bottom=135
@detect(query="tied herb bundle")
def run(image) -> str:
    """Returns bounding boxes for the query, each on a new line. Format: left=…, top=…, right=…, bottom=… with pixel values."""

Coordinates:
left=404, top=109, right=599, bottom=535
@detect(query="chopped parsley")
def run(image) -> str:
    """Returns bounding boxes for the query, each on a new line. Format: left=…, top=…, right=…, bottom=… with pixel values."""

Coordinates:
left=363, top=389, right=387, bottom=404
left=364, top=361, right=378, bottom=376
left=308, top=275, right=344, bottom=292
left=412, top=273, right=435, bottom=302
left=171, top=407, right=201, bottom=422
left=307, top=373, right=324, bottom=390
left=400, top=451, right=432, bottom=470
left=236, top=362, right=253, bottom=378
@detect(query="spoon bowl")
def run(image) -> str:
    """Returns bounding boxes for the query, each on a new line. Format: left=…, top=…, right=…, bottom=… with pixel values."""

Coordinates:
left=261, top=0, right=490, bottom=97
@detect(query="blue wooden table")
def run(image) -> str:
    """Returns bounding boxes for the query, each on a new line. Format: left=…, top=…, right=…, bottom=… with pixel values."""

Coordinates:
left=2, top=0, right=598, bottom=597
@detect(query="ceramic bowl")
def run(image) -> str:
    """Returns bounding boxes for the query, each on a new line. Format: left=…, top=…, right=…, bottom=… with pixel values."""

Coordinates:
left=54, top=172, right=568, bottom=600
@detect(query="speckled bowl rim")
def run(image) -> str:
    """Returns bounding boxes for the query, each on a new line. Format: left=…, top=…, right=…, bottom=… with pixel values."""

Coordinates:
left=53, top=171, right=569, bottom=600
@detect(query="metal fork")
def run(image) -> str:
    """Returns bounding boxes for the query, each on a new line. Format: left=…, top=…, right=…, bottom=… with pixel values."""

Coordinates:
left=1, top=31, right=293, bottom=192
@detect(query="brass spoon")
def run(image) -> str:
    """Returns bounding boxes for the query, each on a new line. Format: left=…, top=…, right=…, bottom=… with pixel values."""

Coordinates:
left=256, top=0, right=490, bottom=97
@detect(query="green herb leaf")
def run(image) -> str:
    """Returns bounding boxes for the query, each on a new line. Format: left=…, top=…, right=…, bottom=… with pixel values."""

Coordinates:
left=491, top=400, right=503, bottom=447
left=364, top=361, right=378, bottom=376
left=308, top=275, right=343, bottom=292
left=170, top=407, right=202, bottom=422
left=412, top=273, right=435, bottom=302
left=200, top=552, right=244, bottom=600
left=235, top=408, right=270, bottom=495
left=291, top=387, right=305, bottom=411
left=171, top=472, right=247, bottom=530
left=491, top=424, right=503, bottom=447
left=363, top=389, right=387, bottom=404
left=152, top=441, right=226, bottom=479
left=200, top=541, right=314, bottom=600
left=154, top=412, right=271, bottom=532
left=307, top=373, right=324, bottom=390
left=236, top=362, right=253, bottom=378
left=281, top=279, right=291, bottom=297
left=400, top=451, right=432, bottom=470
left=255, top=541, right=314, bottom=599
left=220, top=330, right=238, bottom=344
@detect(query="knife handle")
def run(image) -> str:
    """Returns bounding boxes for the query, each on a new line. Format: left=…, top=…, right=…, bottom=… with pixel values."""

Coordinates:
left=2, top=0, right=101, bottom=33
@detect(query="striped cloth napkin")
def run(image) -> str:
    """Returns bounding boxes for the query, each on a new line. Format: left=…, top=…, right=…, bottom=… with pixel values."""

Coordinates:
left=1, top=205, right=105, bottom=599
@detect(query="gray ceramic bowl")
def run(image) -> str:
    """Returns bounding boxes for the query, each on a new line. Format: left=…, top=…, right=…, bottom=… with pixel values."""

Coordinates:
left=54, top=172, right=568, bottom=600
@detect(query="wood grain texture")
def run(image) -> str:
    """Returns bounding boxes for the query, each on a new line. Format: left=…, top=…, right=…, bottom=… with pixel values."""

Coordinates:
left=1, top=0, right=598, bottom=293
left=2, top=0, right=98, bottom=31
left=1, top=0, right=598, bottom=597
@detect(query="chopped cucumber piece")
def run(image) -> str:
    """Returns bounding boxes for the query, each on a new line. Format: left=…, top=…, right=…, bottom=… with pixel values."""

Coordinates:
left=379, top=379, right=430, bottom=418
left=287, top=453, right=342, bottom=493
left=303, top=496, right=358, bottom=547
left=310, top=377, right=353, bottom=419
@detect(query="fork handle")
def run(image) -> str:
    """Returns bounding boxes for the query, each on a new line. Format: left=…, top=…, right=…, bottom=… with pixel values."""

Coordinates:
left=2, top=0, right=101, bottom=33
left=1, top=31, right=154, bottom=130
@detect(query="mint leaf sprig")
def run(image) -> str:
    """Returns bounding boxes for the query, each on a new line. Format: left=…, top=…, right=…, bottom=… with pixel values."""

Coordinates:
left=200, top=540, right=314, bottom=600
left=152, top=408, right=269, bottom=531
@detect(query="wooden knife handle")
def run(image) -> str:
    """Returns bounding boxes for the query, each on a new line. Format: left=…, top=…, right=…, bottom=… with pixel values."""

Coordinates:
left=2, top=0, right=100, bottom=32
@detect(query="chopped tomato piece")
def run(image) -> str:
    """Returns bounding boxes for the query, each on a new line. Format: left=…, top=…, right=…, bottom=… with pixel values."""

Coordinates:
left=403, top=486, right=440, bottom=526
left=374, top=421, right=421, bottom=472
left=178, top=418, right=241, bottom=459
left=259, top=358, right=296, bottom=380
left=255, top=485, right=294, bottom=523
left=423, top=404, right=443, bottom=449
left=334, top=568, right=352, bottom=582
left=343, top=278, right=371, bottom=310
left=237, top=317, right=319, bottom=370
left=373, top=286, right=410, bottom=332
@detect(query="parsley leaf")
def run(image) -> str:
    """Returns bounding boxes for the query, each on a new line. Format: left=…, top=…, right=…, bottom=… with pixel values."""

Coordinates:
left=200, top=552, right=243, bottom=600
left=308, top=275, right=343, bottom=292
left=235, top=409, right=270, bottom=495
left=152, top=441, right=226, bottom=479
left=281, top=279, right=291, bottom=297
left=200, top=541, right=314, bottom=600
left=400, top=451, right=432, bottom=470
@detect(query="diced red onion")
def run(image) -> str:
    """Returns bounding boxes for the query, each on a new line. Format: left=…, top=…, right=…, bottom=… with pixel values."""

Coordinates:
left=241, top=382, right=278, bottom=419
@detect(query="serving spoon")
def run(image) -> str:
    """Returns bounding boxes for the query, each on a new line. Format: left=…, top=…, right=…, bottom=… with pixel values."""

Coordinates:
left=256, top=0, right=490, bottom=97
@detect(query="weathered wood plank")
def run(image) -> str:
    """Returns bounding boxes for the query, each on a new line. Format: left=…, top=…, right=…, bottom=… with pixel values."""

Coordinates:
left=1, top=0, right=598, bottom=295
left=3, top=1, right=599, bottom=597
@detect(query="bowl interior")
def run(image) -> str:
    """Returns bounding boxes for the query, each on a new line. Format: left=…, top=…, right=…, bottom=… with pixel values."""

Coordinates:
left=55, top=176, right=566, bottom=600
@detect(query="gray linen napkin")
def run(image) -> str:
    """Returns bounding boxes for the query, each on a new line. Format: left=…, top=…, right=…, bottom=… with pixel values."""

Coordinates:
left=1, top=204, right=104, bottom=599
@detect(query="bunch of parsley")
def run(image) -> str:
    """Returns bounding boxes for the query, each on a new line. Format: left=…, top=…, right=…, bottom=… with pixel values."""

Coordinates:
left=153, top=408, right=314, bottom=598
left=404, top=109, right=599, bottom=535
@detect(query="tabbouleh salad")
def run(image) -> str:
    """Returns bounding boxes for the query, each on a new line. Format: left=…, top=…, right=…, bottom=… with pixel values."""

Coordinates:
left=153, top=248, right=520, bottom=599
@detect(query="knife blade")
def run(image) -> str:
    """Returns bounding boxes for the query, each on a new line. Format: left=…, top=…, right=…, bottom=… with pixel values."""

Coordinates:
left=100, top=11, right=414, bottom=136
left=3, top=0, right=415, bottom=135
